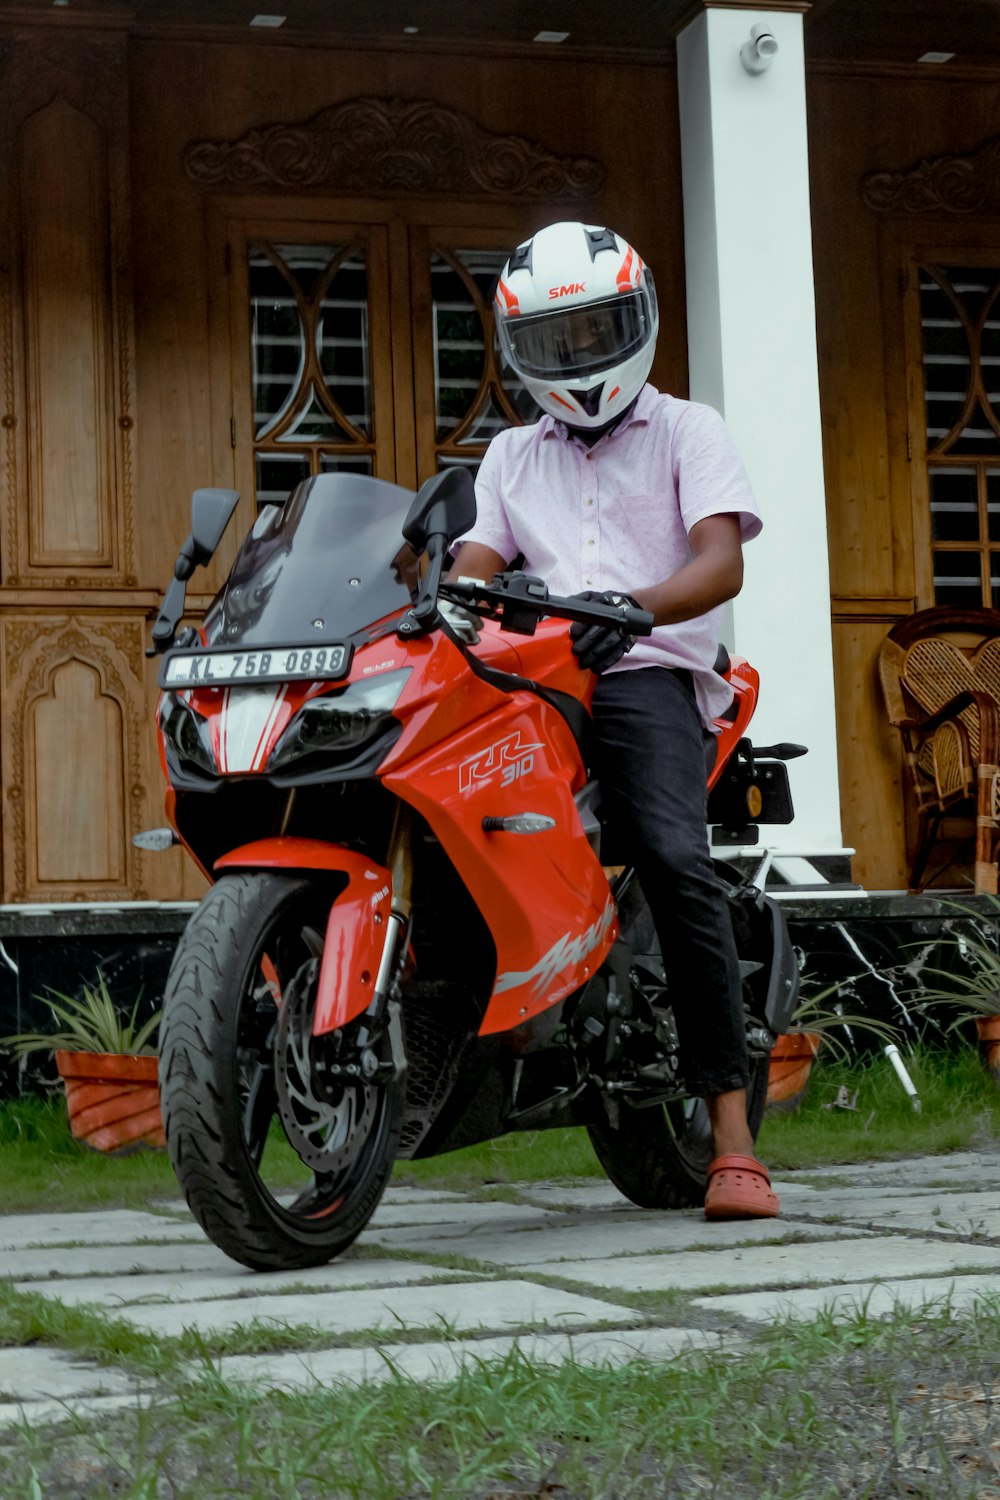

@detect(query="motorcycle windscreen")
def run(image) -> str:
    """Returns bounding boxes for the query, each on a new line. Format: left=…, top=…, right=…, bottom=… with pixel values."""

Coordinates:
left=202, top=473, right=420, bottom=648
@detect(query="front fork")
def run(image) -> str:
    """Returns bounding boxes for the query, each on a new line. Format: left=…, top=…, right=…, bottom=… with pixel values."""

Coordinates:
left=323, top=804, right=413, bottom=1085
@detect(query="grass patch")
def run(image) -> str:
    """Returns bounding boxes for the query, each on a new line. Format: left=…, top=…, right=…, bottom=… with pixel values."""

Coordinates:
left=1, top=1045, right=996, bottom=1216
left=1, top=1299, right=998, bottom=1498
left=758, top=1044, right=1000, bottom=1170
left=392, top=1126, right=605, bottom=1190
left=0, top=1096, right=179, bottom=1214
left=0, top=1282, right=182, bottom=1379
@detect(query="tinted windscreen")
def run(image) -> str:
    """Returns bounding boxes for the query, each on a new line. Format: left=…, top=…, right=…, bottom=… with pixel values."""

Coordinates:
left=203, top=474, right=418, bottom=648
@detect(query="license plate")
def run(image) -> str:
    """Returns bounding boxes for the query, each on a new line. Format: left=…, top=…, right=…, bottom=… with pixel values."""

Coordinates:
left=160, top=643, right=351, bottom=688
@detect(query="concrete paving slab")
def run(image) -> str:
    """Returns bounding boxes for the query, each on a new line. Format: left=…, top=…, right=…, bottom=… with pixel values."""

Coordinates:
left=513, top=1182, right=632, bottom=1211
left=115, top=1279, right=633, bottom=1339
left=367, top=1201, right=557, bottom=1230
left=369, top=1214, right=874, bottom=1265
left=779, top=1152, right=995, bottom=1185
left=783, top=1189, right=1000, bottom=1235
left=218, top=1325, right=730, bottom=1390
left=694, top=1272, right=1000, bottom=1323
left=0, top=1210, right=205, bottom=1251
left=522, top=1235, right=1000, bottom=1294
left=5, top=1240, right=236, bottom=1281
left=0, top=1392, right=157, bottom=1432
left=16, top=1260, right=479, bottom=1308
left=0, top=1347, right=139, bottom=1402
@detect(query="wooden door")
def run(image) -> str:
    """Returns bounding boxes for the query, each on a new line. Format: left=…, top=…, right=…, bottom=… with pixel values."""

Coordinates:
left=222, top=210, right=542, bottom=506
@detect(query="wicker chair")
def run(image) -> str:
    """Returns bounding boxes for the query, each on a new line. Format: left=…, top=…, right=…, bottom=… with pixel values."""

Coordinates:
left=878, top=607, right=1000, bottom=893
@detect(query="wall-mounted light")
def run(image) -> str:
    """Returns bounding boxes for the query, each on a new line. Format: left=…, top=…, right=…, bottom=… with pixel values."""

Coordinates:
left=740, top=22, right=779, bottom=74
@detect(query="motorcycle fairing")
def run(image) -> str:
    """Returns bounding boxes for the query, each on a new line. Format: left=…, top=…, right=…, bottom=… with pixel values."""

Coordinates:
left=384, top=693, right=617, bottom=1037
left=213, top=837, right=394, bottom=1036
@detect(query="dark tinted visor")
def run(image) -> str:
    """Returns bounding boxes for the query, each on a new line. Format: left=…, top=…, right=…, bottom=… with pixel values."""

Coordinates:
left=502, top=291, right=653, bottom=379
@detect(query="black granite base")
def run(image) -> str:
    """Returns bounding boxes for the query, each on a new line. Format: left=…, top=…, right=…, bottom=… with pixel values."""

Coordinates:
left=1, top=893, right=996, bottom=1099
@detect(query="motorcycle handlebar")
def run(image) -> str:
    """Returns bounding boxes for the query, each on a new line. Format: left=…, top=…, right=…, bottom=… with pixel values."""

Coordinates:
left=440, top=576, right=655, bottom=638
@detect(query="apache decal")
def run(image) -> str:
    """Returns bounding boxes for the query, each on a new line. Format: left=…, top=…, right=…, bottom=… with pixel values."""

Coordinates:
left=458, top=730, right=543, bottom=794
left=493, top=898, right=617, bottom=996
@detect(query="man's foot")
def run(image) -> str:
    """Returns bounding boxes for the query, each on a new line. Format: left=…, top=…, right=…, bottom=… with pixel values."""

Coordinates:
left=704, top=1154, right=780, bottom=1220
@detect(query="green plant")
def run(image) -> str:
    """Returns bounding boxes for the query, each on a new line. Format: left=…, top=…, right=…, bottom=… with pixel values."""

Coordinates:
left=913, top=897, right=1000, bottom=1027
left=0, top=970, right=161, bottom=1059
left=784, top=980, right=903, bottom=1063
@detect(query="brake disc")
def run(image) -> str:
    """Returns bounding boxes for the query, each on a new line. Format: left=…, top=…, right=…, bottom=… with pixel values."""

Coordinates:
left=273, top=957, right=379, bottom=1172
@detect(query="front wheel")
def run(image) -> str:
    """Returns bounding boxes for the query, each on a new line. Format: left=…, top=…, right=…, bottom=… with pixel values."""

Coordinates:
left=159, top=872, right=404, bottom=1270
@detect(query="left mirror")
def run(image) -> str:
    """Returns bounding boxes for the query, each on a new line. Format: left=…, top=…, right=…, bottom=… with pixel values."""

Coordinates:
left=402, top=468, right=476, bottom=554
left=191, top=488, right=240, bottom=566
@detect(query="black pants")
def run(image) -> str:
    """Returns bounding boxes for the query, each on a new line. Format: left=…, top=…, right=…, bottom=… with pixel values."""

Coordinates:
left=591, top=665, right=749, bottom=1098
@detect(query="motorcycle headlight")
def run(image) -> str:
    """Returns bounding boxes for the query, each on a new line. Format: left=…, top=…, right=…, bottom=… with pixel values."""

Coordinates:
left=160, top=694, right=216, bottom=776
left=267, top=669, right=411, bottom=772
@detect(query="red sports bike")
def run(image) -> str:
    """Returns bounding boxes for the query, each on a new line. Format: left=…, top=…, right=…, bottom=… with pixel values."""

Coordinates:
left=151, top=469, right=802, bottom=1270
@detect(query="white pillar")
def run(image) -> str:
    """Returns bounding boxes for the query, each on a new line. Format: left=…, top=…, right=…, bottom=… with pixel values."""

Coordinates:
left=677, top=5, right=846, bottom=861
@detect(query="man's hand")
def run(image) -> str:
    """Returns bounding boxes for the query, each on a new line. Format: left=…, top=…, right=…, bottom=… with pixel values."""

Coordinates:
left=569, top=590, right=643, bottom=673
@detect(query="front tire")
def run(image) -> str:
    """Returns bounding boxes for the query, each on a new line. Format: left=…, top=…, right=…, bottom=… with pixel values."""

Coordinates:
left=159, top=872, right=404, bottom=1270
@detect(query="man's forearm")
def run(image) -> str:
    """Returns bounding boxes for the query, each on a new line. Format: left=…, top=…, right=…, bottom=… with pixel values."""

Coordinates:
left=631, top=548, right=743, bottom=627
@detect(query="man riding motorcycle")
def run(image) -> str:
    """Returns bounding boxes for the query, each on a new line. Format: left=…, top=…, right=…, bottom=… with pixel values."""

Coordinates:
left=451, top=219, right=779, bottom=1219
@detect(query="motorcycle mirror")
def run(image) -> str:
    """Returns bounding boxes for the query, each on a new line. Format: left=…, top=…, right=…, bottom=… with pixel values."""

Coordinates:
left=190, top=487, right=240, bottom=566
left=149, top=487, right=240, bottom=654
left=402, top=468, right=477, bottom=554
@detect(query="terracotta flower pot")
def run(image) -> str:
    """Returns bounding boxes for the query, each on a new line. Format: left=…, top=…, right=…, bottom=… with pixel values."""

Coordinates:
left=975, top=1016, right=1000, bottom=1085
left=55, top=1050, right=166, bottom=1155
left=766, top=1031, right=822, bottom=1112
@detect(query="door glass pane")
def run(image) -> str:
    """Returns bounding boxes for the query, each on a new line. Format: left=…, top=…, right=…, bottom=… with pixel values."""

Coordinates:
left=988, top=470, right=1000, bottom=542
left=932, top=550, right=984, bottom=606
left=430, top=248, right=541, bottom=450
left=993, top=552, right=1000, bottom=609
left=249, top=241, right=375, bottom=507
left=255, top=452, right=309, bottom=507
left=918, top=266, right=1000, bottom=606
left=320, top=453, right=373, bottom=477
left=919, top=272, right=971, bottom=451
left=929, top=468, right=979, bottom=541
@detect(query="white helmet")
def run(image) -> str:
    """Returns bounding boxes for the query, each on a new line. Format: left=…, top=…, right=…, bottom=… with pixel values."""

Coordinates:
left=494, top=221, right=658, bottom=430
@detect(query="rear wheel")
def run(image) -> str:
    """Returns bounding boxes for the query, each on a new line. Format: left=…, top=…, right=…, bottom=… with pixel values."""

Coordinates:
left=159, top=872, right=404, bottom=1270
left=586, top=883, right=769, bottom=1210
left=587, top=1054, right=769, bottom=1210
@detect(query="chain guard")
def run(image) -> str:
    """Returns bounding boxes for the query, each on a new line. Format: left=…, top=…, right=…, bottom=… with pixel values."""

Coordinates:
left=273, top=957, right=379, bottom=1173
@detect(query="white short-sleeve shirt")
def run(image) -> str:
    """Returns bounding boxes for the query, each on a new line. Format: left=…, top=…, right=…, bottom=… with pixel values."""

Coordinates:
left=457, top=384, right=762, bottom=726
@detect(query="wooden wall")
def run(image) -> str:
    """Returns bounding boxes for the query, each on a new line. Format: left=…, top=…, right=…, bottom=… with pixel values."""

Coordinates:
left=0, top=23, right=681, bottom=902
left=807, top=66, right=1000, bottom=889
left=2, top=16, right=997, bottom=902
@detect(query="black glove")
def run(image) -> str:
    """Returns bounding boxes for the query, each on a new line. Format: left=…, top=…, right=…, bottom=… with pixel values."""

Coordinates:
left=569, top=590, right=643, bottom=673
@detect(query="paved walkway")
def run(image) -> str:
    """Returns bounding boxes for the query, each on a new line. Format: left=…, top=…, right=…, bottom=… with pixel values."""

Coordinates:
left=3, top=1149, right=1000, bottom=1428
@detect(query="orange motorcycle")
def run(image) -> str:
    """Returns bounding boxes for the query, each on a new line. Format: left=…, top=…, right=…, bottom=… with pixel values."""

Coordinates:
left=151, top=469, right=801, bottom=1269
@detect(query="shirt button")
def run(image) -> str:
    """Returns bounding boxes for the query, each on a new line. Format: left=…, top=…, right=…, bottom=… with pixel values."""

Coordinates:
left=586, top=577, right=594, bottom=585
left=586, top=453, right=593, bottom=461
left=585, top=498, right=594, bottom=506
left=587, top=538, right=595, bottom=545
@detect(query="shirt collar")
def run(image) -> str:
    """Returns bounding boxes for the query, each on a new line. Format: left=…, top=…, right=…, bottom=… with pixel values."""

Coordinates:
left=540, top=383, right=657, bottom=445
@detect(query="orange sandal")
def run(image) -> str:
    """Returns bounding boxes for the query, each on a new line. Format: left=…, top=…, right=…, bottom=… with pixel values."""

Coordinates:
left=704, top=1154, right=780, bottom=1220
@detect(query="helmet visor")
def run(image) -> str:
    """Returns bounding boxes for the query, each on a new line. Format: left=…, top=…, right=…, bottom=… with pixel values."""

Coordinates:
left=500, top=290, right=654, bottom=380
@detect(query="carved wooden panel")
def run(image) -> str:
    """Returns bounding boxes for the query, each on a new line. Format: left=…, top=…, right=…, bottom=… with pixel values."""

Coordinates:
left=0, top=614, right=150, bottom=901
left=0, top=29, right=136, bottom=586
left=183, top=98, right=606, bottom=200
left=862, top=135, right=1000, bottom=217
left=22, top=98, right=113, bottom=566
